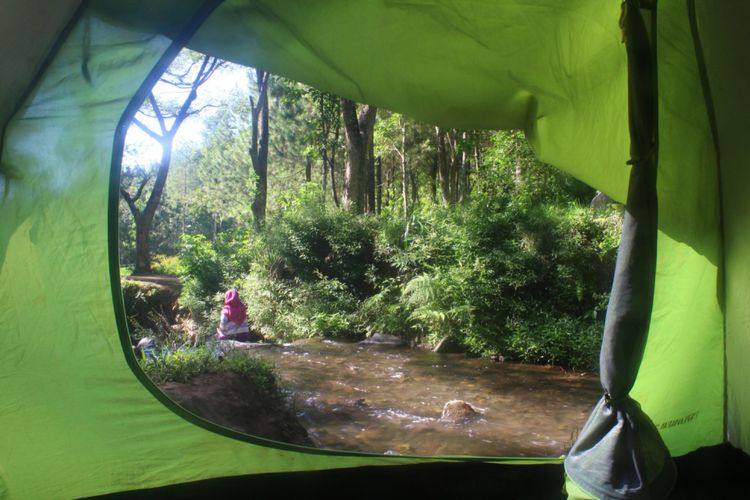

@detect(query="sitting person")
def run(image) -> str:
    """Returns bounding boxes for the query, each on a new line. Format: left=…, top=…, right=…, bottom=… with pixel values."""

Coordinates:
left=217, top=288, right=258, bottom=342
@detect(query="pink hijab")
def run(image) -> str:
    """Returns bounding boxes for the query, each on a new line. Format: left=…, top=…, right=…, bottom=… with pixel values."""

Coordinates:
left=222, top=289, right=247, bottom=324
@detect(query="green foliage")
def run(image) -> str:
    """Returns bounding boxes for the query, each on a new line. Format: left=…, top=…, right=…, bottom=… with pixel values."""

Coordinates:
left=359, top=283, right=412, bottom=338
left=503, top=315, right=602, bottom=371
left=140, top=345, right=277, bottom=390
left=265, top=184, right=380, bottom=297
left=240, top=270, right=361, bottom=341
left=151, top=254, right=184, bottom=275
left=179, top=233, right=224, bottom=310
left=479, top=130, right=595, bottom=205
left=120, top=64, right=621, bottom=373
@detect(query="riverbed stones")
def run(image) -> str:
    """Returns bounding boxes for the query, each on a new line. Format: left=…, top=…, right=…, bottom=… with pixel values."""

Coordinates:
left=440, top=400, right=481, bottom=422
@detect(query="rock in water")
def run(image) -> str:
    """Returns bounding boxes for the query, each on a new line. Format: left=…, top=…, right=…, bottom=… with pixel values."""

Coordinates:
left=441, top=400, right=481, bottom=422
left=360, top=333, right=406, bottom=346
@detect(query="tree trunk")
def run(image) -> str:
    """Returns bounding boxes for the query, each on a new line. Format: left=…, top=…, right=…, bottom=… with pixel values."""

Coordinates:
left=376, top=156, right=382, bottom=215
left=134, top=218, right=151, bottom=274
left=366, top=127, right=376, bottom=214
left=450, top=132, right=460, bottom=205
left=131, top=136, right=173, bottom=274
left=385, top=161, right=392, bottom=208
left=430, top=152, right=438, bottom=203
left=321, top=149, right=329, bottom=202
left=410, top=170, right=418, bottom=207
left=401, top=121, right=408, bottom=216
left=341, top=99, right=377, bottom=213
left=305, top=155, right=312, bottom=183
left=249, top=69, right=270, bottom=231
left=436, top=127, right=451, bottom=207
left=330, top=152, right=339, bottom=207
left=458, top=131, right=469, bottom=203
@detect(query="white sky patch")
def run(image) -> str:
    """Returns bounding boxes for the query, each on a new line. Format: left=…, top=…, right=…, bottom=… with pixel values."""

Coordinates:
left=123, top=61, right=252, bottom=170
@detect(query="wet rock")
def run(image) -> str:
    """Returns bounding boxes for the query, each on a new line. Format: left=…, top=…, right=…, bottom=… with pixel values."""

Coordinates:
left=433, top=336, right=464, bottom=354
left=440, top=400, right=481, bottom=422
left=360, top=333, right=406, bottom=346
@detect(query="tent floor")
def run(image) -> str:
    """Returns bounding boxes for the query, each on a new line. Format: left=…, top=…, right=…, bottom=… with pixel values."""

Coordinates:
left=94, top=443, right=748, bottom=499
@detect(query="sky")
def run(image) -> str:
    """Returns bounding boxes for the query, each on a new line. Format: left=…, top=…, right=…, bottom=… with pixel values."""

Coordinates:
left=123, top=60, right=251, bottom=169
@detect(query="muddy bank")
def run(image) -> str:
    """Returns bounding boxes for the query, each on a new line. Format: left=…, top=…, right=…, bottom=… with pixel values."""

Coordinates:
left=159, top=371, right=313, bottom=447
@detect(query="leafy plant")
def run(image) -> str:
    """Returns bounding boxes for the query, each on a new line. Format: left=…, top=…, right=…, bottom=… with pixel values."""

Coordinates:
left=141, top=345, right=277, bottom=391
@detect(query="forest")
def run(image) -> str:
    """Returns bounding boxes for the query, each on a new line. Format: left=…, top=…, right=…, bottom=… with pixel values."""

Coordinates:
left=119, top=50, right=622, bottom=372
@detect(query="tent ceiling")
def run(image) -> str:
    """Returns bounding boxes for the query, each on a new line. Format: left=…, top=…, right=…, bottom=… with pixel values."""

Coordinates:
left=0, top=0, right=81, bottom=131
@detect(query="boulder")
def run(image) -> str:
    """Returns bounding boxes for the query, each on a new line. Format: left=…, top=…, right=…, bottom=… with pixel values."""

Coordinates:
left=440, top=400, right=482, bottom=422
left=433, top=336, right=464, bottom=353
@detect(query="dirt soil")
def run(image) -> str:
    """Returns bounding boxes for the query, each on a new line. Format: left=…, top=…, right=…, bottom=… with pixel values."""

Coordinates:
left=159, top=371, right=313, bottom=447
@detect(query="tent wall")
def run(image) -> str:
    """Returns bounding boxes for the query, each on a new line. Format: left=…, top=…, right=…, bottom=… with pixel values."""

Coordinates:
left=628, top=0, right=725, bottom=457
left=693, top=0, right=750, bottom=454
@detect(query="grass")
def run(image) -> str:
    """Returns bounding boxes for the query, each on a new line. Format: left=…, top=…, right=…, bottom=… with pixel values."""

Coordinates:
left=140, top=344, right=277, bottom=391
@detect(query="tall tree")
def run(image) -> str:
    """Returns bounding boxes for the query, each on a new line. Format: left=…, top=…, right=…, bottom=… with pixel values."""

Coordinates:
left=121, top=52, right=223, bottom=273
left=341, top=98, right=377, bottom=214
left=192, top=96, right=254, bottom=235
left=435, top=127, right=475, bottom=206
left=249, top=68, right=270, bottom=231
left=315, top=92, right=342, bottom=206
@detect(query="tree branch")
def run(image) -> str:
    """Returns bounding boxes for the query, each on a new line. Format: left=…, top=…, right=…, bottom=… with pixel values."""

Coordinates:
left=147, top=92, right=167, bottom=135
left=120, top=186, right=140, bottom=218
left=131, top=117, right=163, bottom=142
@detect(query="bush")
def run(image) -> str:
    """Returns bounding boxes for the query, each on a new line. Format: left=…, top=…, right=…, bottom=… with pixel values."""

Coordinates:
left=240, top=269, right=362, bottom=341
left=151, top=254, right=185, bottom=276
left=503, top=315, right=601, bottom=371
left=141, top=345, right=277, bottom=390
left=179, top=234, right=223, bottom=307
left=171, top=159, right=620, bottom=370
left=376, top=197, right=619, bottom=369
left=264, top=186, right=381, bottom=298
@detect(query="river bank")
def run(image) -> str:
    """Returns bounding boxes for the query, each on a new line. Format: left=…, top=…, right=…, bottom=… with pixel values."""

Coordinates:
left=159, top=370, right=313, bottom=446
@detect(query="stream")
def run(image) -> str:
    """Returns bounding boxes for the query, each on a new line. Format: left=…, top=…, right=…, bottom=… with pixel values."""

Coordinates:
left=252, top=339, right=600, bottom=457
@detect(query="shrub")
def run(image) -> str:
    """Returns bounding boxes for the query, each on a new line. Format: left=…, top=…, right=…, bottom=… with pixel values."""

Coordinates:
left=151, top=254, right=185, bottom=276
left=240, top=269, right=362, bottom=341
left=141, top=345, right=277, bottom=390
left=503, top=314, right=601, bottom=371
left=264, top=186, right=380, bottom=298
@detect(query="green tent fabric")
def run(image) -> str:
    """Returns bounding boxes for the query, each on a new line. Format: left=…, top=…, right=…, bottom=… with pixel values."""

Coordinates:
left=0, top=0, right=745, bottom=498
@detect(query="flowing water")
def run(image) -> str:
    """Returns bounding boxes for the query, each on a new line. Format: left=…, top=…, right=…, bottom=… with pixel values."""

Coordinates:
left=253, top=339, right=600, bottom=457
